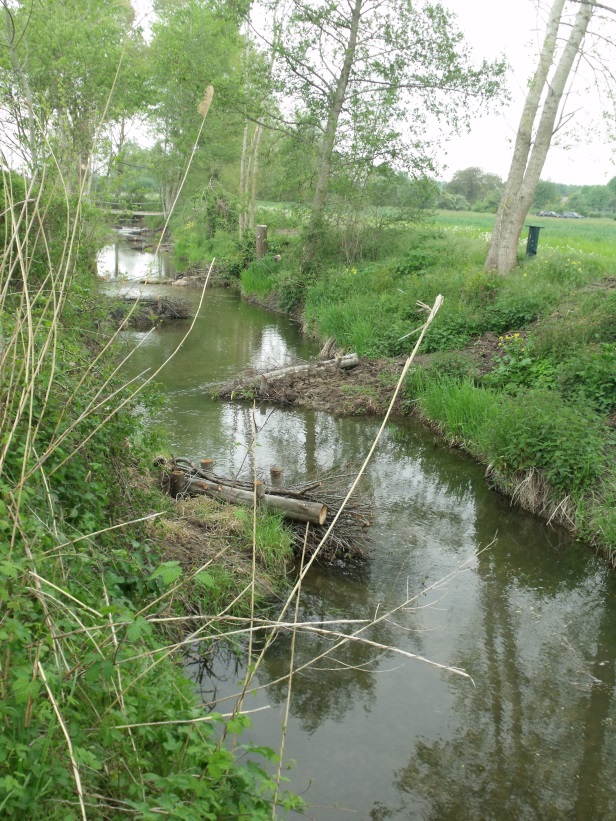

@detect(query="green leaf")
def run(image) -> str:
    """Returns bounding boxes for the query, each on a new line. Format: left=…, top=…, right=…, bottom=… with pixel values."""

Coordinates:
left=194, top=571, right=215, bottom=589
left=126, top=615, right=152, bottom=642
left=149, top=561, right=182, bottom=586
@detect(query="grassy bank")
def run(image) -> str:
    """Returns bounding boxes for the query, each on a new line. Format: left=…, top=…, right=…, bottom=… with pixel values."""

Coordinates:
left=239, top=210, right=616, bottom=560
left=0, top=179, right=300, bottom=817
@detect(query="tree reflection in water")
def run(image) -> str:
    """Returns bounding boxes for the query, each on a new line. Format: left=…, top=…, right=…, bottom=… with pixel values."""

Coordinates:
left=370, top=533, right=616, bottom=821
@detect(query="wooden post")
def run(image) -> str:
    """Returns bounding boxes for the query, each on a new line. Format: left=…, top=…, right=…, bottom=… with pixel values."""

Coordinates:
left=270, top=466, right=283, bottom=485
left=256, top=224, right=268, bottom=259
left=255, top=481, right=266, bottom=500
left=200, top=459, right=213, bottom=472
left=171, top=470, right=185, bottom=498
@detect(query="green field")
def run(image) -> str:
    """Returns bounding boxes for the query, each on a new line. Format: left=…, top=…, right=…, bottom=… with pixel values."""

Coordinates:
left=433, top=209, right=616, bottom=260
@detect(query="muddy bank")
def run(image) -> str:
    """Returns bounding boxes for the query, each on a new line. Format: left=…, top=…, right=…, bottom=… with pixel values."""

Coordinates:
left=214, top=357, right=409, bottom=415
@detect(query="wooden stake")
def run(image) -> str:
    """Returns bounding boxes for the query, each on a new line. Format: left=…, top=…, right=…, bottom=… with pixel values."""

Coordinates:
left=256, top=224, right=268, bottom=259
left=170, top=470, right=185, bottom=498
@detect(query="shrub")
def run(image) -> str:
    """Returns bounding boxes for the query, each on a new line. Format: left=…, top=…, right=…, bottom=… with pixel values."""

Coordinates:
left=557, top=343, right=616, bottom=413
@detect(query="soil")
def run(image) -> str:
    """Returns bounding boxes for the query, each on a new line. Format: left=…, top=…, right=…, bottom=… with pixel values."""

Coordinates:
left=213, top=329, right=509, bottom=417
left=215, top=357, right=411, bottom=415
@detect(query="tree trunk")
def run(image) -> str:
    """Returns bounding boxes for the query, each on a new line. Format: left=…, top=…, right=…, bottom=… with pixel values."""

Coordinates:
left=248, top=124, right=263, bottom=230
left=304, top=0, right=363, bottom=263
left=239, top=120, right=250, bottom=239
left=256, top=224, right=268, bottom=258
left=486, top=0, right=594, bottom=273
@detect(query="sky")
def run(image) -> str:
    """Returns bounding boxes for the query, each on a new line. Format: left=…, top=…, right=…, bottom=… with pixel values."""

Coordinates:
left=434, top=0, right=616, bottom=185
left=131, top=0, right=616, bottom=186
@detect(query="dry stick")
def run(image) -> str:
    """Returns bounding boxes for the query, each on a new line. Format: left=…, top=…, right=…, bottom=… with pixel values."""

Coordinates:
left=38, top=661, right=88, bottom=821
left=133, top=542, right=232, bottom=619
left=9, top=56, right=159, bottom=486
left=100, top=581, right=255, bottom=715
left=248, top=403, right=259, bottom=671
left=28, top=572, right=104, bottom=619
left=42, top=511, right=167, bottom=555
left=40, top=259, right=216, bottom=480
left=202, top=550, right=482, bottom=713
left=272, top=527, right=308, bottom=817
left=116, top=619, right=368, bottom=666
left=115, top=705, right=271, bottom=731
left=0, top=161, right=69, bottom=484
left=102, top=577, right=146, bottom=803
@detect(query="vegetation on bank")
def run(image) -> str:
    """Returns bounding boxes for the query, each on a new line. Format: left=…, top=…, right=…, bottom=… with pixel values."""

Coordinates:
left=236, top=210, right=616, bottom=560
left=0, top=178, right=300, bottom=817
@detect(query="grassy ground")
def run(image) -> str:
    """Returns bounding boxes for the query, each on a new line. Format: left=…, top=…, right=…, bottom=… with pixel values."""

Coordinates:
left=238, top=209, right=616, bottom=560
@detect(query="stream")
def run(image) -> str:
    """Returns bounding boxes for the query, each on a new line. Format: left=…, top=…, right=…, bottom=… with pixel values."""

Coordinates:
left=99, top=236, right=616, bottom=820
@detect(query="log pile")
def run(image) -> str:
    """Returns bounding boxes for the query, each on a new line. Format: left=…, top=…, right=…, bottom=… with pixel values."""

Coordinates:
left=212, top=353, right=359, bottom=404
left=161, top=457, right=372, bottom=562
left=110, top=294, right=192, bottom=326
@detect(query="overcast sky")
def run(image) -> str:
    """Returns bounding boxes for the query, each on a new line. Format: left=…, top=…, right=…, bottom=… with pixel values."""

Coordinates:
left=435, top=0, right=615, bottom=185
left=132, top=0, right=616, bottom=186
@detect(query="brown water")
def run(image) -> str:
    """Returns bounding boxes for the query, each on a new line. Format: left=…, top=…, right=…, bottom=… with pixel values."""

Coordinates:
left=101, top=238, right=616, bottom=820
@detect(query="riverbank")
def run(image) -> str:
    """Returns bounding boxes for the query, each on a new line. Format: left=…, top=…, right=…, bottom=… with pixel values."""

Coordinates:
left=227, top=214, right=616, bottom=562
left=0, top=184, right=304, bottom=817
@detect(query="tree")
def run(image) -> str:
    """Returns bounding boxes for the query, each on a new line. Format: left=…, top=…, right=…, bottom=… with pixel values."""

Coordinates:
left=262, top=0, right=506, bottom=264
left=0, top=0, right=146, bottom=188
left=148, top=0, right=246, bottom=216
left=486, top=0, right=596, bottom=273
left=532, top=179, right=560, bottom=209
left=447, top=167, right=503, bottom=206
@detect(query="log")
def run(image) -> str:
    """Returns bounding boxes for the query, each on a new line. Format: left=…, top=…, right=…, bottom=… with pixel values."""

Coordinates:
left=184, top=478, right=327, bottom=525
left=247, top=353, right=359, bottom=384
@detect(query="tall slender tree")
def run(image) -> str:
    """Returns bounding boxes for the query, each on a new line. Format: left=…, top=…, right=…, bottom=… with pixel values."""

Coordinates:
left=486, top=0, right=596, bottom=273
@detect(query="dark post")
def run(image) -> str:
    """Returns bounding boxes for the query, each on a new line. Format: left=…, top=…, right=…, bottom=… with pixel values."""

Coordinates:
left=526, top=225, right=543, bottom=256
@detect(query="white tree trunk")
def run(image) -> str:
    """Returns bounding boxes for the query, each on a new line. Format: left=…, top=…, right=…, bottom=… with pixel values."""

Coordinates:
left=248, top=124, right=263, bottom=230
left=239, top=121, right=250, bottom=239
left=486, top=0, right=594, bottom=273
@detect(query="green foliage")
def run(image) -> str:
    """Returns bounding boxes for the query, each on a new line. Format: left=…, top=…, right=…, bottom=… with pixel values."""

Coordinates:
left=557, top=343, right=616, bottom=413
left=233, top=508, right=294, bottom=576
left=445, top=167, right=503, bottom=207
left=147, top=0, right=246, bottom=212
left=406, top=376, right=611, bottom=497
left=0, top=0, right=147, bottom=182
left=241, top=258, right=279, bottom=298
left=483, top=333, right=556, bottom=392
left=0, top=183, right=292, bottom=816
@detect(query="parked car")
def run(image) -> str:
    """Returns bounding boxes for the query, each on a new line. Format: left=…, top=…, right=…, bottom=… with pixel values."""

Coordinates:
left=561, top=211, right=584, bottom=219
left=537, top=210, right=561, bottom=217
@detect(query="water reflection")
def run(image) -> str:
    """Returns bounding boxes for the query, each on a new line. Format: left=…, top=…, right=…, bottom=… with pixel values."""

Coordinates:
left=104, top=234, right=616, bottom=819
left=97, top=230, right=175, bottom=280
left=374, top=549, right=616, bottom=820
